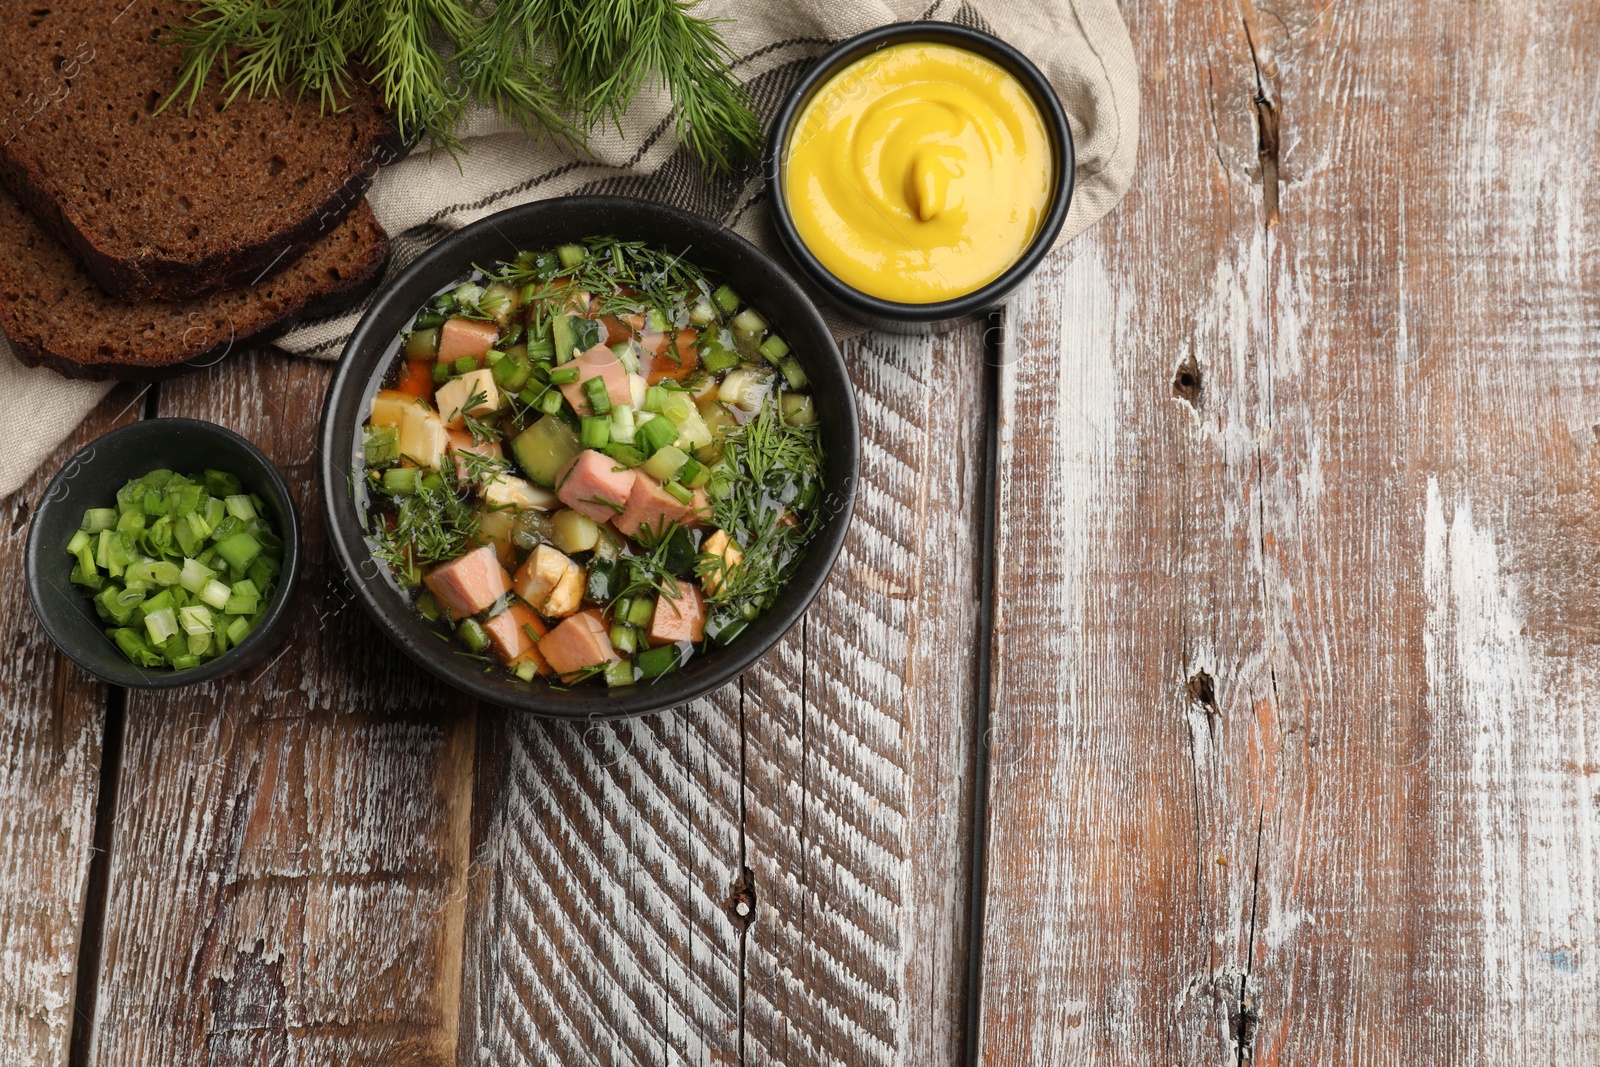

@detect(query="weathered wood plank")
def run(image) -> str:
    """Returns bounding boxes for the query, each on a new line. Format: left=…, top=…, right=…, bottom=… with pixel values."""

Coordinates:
left=742, top=325, right=987, bottom=1066
left=83, top=352, right=476, bottom=1067
left=0, top=385, right=143, bottom=1067
left=1235, top=0, right=1600, bottom=1061
left=978, top=0, right=1600, bottom=1062
left=459, top=696, right=744, bottom=1067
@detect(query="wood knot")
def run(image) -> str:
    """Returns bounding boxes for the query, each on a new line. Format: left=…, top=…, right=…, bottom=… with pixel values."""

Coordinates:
left=1172, top=354, right=1202, bottom=408
left=1186, top=670, right=1217, bottom=711
left=724, top=868, right=757, bottom=929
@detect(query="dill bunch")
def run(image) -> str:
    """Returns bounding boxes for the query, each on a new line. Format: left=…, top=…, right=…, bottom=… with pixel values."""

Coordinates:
left=162, top=0, right=761, bottom=173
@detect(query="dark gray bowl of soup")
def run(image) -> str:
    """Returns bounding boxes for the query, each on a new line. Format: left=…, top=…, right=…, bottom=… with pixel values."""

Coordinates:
left=319, top=196, right=859, bottom=718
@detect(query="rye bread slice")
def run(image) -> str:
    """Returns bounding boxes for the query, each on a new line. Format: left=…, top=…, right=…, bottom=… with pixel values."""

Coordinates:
left=0, top=0, right=400, bottom=302
left=0, top=192, right=389, bottom=380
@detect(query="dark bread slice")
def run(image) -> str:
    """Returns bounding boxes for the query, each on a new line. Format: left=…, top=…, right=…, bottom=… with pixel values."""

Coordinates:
left=0, top=0, right=401, bottom=302
left=0, top=192, right=389, bottom=380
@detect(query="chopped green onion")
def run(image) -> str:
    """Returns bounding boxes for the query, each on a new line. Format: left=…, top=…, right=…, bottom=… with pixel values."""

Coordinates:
left=580, top=416, right=612, bottom=450
left=610, top=404, right=636, bottom=444
left=144, top=606, right=179, bottom=644
left=604, top=660, right=637, bottom=687
left=452, top=355, right=478, bottom=375
left=225, top=616, right=252, bottom=645
left=712, top=284, right=740, bottom=315
left=643, top=385, right=667, bottom=413
left=81, top=507, right=118, bottom=534
left=758, top=334, right=789, bottom=362
left=215, top=532, right=262, bottom=572
left=66, top=529, right=90, bottom=555
left=642, top=445, right=688, bottom=483
left=778, top=355, right=810, bottom=390
left=224, top=494, right=257, bottom=521
left=432, top=363, right=451, bottom=383
left=730, top=308, right=767, bottom=339
left=678, top=457, right=710, bottom=488
left=662, top=481, right=694, bottom=505
left=549, top=366, right=579, bottom=385
left=200, top=579, right=232, bottom=610
left=179, top=605, right=214, bottom=636
left=608, top=623, right=638, bottom=655
left=583, top=375, right=613, bottom=415
left=636, top=415, right=679, bottom=456
left=556, top=243, right=587, bottom=268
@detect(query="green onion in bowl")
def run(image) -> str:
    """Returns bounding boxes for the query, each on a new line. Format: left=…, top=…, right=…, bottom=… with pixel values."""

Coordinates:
left=64, top=467, right=284, bottom=670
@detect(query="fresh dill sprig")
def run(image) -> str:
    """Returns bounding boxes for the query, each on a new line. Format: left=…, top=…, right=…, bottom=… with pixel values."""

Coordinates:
left=705, top=394, right=825, bottom=616
left=160, top=0, right=759, bottom=173
left=366, top=463, right=481, bottom=570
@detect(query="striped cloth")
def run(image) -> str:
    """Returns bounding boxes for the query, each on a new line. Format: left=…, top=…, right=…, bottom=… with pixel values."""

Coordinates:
left=1, top=0, right=1138, bottom=499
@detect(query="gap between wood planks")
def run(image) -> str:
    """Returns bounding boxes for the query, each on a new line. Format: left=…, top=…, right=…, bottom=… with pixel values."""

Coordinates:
left=962, top=311, right=1005, bottom=1067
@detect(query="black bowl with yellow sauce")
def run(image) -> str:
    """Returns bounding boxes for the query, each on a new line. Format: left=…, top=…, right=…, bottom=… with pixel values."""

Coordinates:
left=764, top=22, right=1074, bottom=334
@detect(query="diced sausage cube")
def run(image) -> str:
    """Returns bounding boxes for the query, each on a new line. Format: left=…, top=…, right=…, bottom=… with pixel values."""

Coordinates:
left=437, top=317, right=500, bottom=364
left=482, top=602, right=549, bottom=674
left=556, top=449, right=637, bottom=523
left=540, top=609, right=620, bottom=679
left=446, top=429, right=503, bottom=483
left=649, top=580, right=706, bottom=644
left=613, top=474, right=709, bottom=539
left=558, top=344, right=634, bottom=416
left=423, top=545, right=511, bottom=620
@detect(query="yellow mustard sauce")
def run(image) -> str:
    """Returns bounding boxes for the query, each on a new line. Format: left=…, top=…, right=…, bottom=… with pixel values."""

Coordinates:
left=783, top=41, right=1054, bottom=304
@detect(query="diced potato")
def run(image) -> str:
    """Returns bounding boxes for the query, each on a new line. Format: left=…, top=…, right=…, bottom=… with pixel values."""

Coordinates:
left=398, top=403, right=448, bottom=469
left=701, top=529, right=743, bottom=595
left=513, top=543, right=582, bottom=618
left=479, top=508, right=517, bottom=569
left=369, top=388, right=416, bottom=429
left=435, top=369, right=501, bottom=429
left=549, top=509, right=600, bottom=554
left=484, top=473, right=557, bottom=511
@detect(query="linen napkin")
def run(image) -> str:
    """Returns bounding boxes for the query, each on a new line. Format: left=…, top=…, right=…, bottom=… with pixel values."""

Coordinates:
left=1, top=0, right=1139, bottom=500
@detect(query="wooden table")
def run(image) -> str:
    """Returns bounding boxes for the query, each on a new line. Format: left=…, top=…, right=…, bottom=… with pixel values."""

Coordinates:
left=4, top=1, right=1600, bottom=1063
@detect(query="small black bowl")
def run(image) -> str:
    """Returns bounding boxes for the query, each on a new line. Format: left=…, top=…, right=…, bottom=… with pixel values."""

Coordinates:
left=764, top=21, right=1075, bottom=334
left=25, top=418, right=303, bottom=688
left=320, top=195, right=859, bottom=719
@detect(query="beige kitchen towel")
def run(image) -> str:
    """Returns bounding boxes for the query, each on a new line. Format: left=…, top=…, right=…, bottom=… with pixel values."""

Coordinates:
left=1, top=0, right=1138, bottom=499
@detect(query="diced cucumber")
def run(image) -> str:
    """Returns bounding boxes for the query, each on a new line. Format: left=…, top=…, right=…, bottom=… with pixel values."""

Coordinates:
left=551, top=314, right=602, bottom=363
left=404, top=327, right=439, bottom=360
left=510, top=416, right=582, bottom=488
left=636, top=643, right=684, bottom=680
